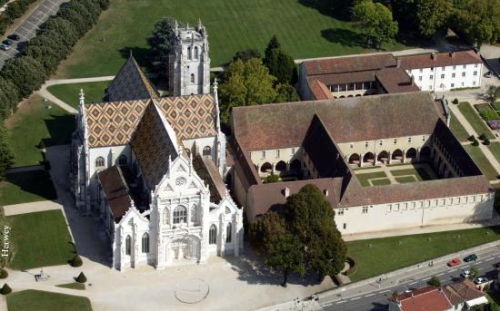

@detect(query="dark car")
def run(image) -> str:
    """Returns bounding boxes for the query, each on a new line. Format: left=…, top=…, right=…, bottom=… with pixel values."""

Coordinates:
left=7, top=34, right=20, bottom=41
left=2, top=39, right=13, bottom=46
left=464, top=254, right=478, bottom=262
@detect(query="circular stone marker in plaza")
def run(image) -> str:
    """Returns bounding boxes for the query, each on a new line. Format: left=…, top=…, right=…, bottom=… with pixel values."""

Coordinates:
left=174, top=278, right=209, bottom=304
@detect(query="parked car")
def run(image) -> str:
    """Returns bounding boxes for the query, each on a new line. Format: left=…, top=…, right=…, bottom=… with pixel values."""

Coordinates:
left=2, top=39, right=13, bottom=46
left=7, top=34, right=20, bottom=41
left=464, top=254, right=478, bottom=262
left=485, top=71, right=493, bottom=78
left=0, top=44, right=11, bottom=51
left=447, top=257, right=461, bottom=267
left=474, top=277, right=489, bottom=284
left=461, top=269, right=470, bottom=278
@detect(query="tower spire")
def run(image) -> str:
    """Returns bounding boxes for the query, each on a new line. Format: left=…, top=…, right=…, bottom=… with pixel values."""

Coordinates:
left=79, top=89, right=85, bottom=108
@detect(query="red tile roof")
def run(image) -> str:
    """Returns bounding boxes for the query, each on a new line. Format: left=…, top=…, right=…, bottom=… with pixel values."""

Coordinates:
left=399, top=50, right=481, bottom=70
left=308, top=79, right=333, bottom=100
left=395, top=287, right=453, bottom=311
left=98, top=166, right=132, bottom=223
left=375, top=67, right=420, bottom=93
left=303, top=53, right=397, bottom=76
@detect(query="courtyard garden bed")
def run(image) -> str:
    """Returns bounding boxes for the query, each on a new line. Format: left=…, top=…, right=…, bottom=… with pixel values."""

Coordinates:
left=7, top=290, right=92, bottom=311
left=449, top=111, right=470, bottom=142
left=395, top=176, right=417, bottom=183
left=458, top=102, right=495, bottom=139
left=356, top=172, right=387, bottom=187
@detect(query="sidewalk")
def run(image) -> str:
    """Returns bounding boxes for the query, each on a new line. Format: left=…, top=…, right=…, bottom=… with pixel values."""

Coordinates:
left=3, top=200, right=61, bottom=216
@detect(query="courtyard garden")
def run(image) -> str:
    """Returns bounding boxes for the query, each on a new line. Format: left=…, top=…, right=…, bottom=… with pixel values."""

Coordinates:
left=0, top=170, right=57, bottom=207
left=7, top=290, right=92, bottom=311
left=449, top=111, right=470, bottom=142
left=458, top=102, right=495, bottom=140
left=7, top=210, right=74, bottom=270
left=463, top=145, right=498, bottom=181
left=347, top=225, right=500, bottom=281
left=55, top=0, right=412, bottom=78
left=47, top=81, right=110, bottom=109
left=355, top=164, right=436, bottom=187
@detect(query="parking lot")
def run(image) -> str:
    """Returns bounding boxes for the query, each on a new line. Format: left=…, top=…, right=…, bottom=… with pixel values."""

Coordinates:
left=0, top=0, right=68, bottom=68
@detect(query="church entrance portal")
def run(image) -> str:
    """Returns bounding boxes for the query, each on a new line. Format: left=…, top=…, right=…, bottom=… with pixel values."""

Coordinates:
left=168, top=236, right=200, bottom=262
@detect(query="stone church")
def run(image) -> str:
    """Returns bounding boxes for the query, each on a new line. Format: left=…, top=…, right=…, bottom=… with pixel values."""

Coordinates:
left=71, top=21, right=243, bottom=270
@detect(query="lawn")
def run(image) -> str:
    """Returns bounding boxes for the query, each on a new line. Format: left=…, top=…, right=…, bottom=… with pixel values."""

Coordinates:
left=458, top=102, right=495, bottom=140
left=390, top=167, right=434, bottom=181
left=347, top=226, right=500, bottom=282
left=7, top=210, right=74, bottom=270
left=55, top=0, right=412, bottom=78
left=5, top=95, right=76, bottom=167
left=449, top=111, right=470, bottom=142
left=47, top=81, right=110, bottom=108
left=7, top=290, right=92, bottom=311
left=463, top=145, right=498, bottom=180
left=356, top=172, right=387, bottom=187
left=395, top=176, right=417, bottom=183
left=489, top=142, right=500, bottom=165
left=371, top=178, right=391, bottom=186
left=0, top=170, right=57, bottom=207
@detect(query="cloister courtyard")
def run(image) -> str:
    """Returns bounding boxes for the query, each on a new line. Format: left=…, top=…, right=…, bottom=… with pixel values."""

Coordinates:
left=354, top=163, right=438, bottom=187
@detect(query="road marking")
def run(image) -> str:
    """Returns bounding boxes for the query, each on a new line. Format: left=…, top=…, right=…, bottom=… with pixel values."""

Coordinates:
left=350, top=297, right=361, bottom=301
left=477, top=261, right=483, bottom=264
left=485, top=257, right=494, bottom=262
left=323, top=302, right=332, bottom=307
left=365, top=293, right=375, bottom=297
left=409, top=281, right=418, bottom=285
left=437, top=273, right=444, bottom=276
left=450, top=269, right=457, bottom=272
left=336, top=301, right=346, bottom=304
left=379, top=290, right=390, bottom=294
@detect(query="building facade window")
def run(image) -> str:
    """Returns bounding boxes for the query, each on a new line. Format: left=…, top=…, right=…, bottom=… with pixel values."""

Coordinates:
left=203, top=146, right=211, bottom=156
left=126, top=235, right=131, bottom=255
left=118, top=155, right=127, bottom=165
left=173, top=206, right=187, bottom=224
left=441, top=74, right=445, bottom=79
left=462, top=72, right=466, bottom=77
left=96, top=156, right=105, bottom=168
left=452, top=73, right=456, bottom=78
left=474, top=71, right=478, bottom=76
left=337, top=208, right=344, bottom=215
left=142, top=233, right=149, bottom=253
left=362, top=206, right=368, bottom=214
left=365, top=142, right=369, bottom=148
left=194, top=46, right=199, bottom=59
left=408, top=137, right=412, bottom=143
left=276, top=149, right=280, bottom=157
left=419, top=76, right=422, bottom=81
left=226, top=223, right=232, bottom=243
left=209, top=225, right=217, bottom=244
left=451, top=83, right=455, bottom=88
left=262, top=151, right=266, bottom=158
left=190, top=73, right=195, bottom=83
left=430, top=75, right=433, bottom=80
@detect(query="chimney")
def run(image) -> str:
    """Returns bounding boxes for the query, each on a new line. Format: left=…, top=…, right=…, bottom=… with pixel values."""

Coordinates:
left=431, top=52, right=436, bottom=60
left=284, top=187, right=290, bottom=197
left=449, top=51, right=454, bottom=58
left=397, top=58, right=401, bottom=68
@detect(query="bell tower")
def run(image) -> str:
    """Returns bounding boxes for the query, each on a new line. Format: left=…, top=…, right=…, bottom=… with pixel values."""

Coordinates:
left=168, top=19, right=211, bottom=96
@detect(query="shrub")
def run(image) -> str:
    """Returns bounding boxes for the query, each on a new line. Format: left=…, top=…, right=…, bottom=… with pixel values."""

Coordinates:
left=483, top=138, right=491, bottom=145
left=479, top=133, right=487, bottom=141
left=0, top=283, right=11, bottom=295
left=452, top=98, right=459, bottom=105
left=472, top=140, right=480, bottom=146
left=75, top=272, right=87, bottom=283
left=480, top=108, right=500, bottom=121
left=468, top=135, right=476, bottom=141
left=428, top=275, right=441, bottom=288
left=0, top=268, right=8, bottom=279
left=264, top=174, right=280, bottom=184
left=70, top=255, right=83, bottom=267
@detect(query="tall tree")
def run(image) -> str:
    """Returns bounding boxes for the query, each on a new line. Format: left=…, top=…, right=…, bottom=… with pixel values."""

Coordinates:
left=219, top=58, right=277, bottom=123
left=284, top=184, right=347, bottom=280
left=232, top=48, right=262, bottom=62
left=264, top=35, right=281, bottom=65
left=415, top=0, right=453, bottom=37
left=265, top=47, right=297, bottom=85
left=351, top=0, right=398, bottom=49
left=274, top=83, right=300, bottom=103
left=1, top=57, right=47, bottom=98
left=148, top=17, right=176, bottom=77
left=0, top=78, right=19, bottom=119
left=0, top=123, right=13, bottom=179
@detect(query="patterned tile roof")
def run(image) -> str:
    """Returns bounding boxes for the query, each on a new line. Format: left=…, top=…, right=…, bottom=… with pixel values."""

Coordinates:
left=105, top=56, right=159, bottom=102
left=130, top=102, right=178, bottom=189
left=85, top=99, right=150, bottom=147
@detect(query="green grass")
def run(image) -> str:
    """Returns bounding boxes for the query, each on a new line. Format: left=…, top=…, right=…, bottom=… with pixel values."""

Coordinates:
left=7, top=210, right=74, bottom=270
left=390, top=167, right=434, bottom=181
left=55, top=0, right=412, bottom=78
left=356, top=172, right=387, bottom=187
left=47, top=82, right=109, bottom=109
left=395, top=176, right=417, bottom=183
left=463, top=145, right=499, bottom=180
left=489, top=142, right=500, bottom=165
left=449, top=111, right=470, bottom=142
left=458, top=102, right=495, bottom=140
left=56, top=282, right=86, bottom=290
left=347, top=226, right=500, bottom=282
left=370, top=178, right=391, bottom=186
left=7, top=290, right=92, bottom=311
left=0, top=170, right=57, bottom=207
left=5, top=96, right=76, bottom=167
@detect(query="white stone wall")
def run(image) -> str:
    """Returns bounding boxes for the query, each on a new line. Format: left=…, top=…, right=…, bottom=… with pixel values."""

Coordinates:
left=250, top=147, right=303, bottom=176
left=407, top=63, right=482, bottom=91
left=335, top=192, right=494, bottom=235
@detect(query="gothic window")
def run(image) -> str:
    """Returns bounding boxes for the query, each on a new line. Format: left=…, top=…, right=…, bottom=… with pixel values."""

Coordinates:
left=96, top=156, right=105, bottom=168
left=142, top=233, right=149, bottom=253
left=125, top=235, right=131, bottom=255
left=163, top=208, right=169, bottom=225
left=190, top=73, right=195, bottom=84
left=203, top=146, right=211, bottom=156
left=226, top=223, right=232, bottom=243
left=187, top=47, right=192, bottom=59
left=173, top=206, right=187, bottom=224
left=118, top=155, right=127, bottom=165
left=194, top=46, right=199, bottom=59
left=209, top=225, right=217, bottom=244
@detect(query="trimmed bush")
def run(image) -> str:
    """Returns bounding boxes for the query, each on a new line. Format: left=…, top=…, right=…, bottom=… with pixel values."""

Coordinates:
left=483, top=138, right=491, bottom=145
left=479, top=133, right=487, bottom=141
left=263, top=174, right=280, bottom=184
left=0, top=283, right=11, bottom=295
left=75, top=272, right=87, bottom=283
left=452, top=98, right=459, bottom=105
left=472, top=140, right=480, bottom=146
left=70, top=255, right=83, bottom=267
left=0, top=268, right=8, bottom=279
left=468, top=135, right=476, bottom=141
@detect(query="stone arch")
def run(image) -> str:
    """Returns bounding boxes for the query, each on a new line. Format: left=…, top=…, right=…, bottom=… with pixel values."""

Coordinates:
left=348, top=95, right=353, bottom=98
left=275, top=161, right=286, bottom=172
left=260, top=162, right=272, bottom=173
left=348, top=153, right=360, bottom=164
left=377, top=151, right=389, bottom=163
left=187, top=46, right=192, bottom=59
left=169, top=235, right=200, bottom=261
left=142, top=233, right=149, bottom=253
left=339, top=95, right=346, bottom=98
left=420, top=146, right=431, bottom=159
left=363, top=152, right=375, bottom=163
left=290, top=159, right=301, bottom=172
left=125, top=235, right=131, bottom=255
left=406, top=148, right=417, bottom=159
left=355, top=94, right=362, bottom=97
left=392, top=149, right=403, bottom=160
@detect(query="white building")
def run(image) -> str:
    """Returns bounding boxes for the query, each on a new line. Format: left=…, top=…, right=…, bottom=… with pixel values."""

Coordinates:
left=72, top=51, right=243, bottom=270
left=400, top=50, right=483, bottom=92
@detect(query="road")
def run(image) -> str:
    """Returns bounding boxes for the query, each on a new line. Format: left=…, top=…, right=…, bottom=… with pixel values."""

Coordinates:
left=319, top=247, right=500, bottom=311
left=0, top=0, right=69, bottom=68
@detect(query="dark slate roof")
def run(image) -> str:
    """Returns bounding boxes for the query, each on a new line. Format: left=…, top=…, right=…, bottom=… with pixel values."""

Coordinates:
left=98, top=166, right=132, bottom=223
left=105, top=55, right=159, bottom=102
left=231, top=92, right=440, bottom=151
left=130, top=102, right=178, bottom=190
left=303, top=53, right=397, bottom=76
left=399, top=50, right=481, bottom=70
left=193, top=154, right=226, bottom=204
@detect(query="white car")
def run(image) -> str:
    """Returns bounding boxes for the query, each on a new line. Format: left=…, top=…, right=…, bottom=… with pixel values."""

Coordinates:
left=485, top=71, right=493, bottom=78
left=474, top=277, right=489, bottom=284
left=461, top=270, right=470, bottom=278
left=0, top=44, right=11, bottom=51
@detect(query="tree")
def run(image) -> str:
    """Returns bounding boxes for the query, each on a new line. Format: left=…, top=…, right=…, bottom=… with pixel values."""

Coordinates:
left=428, top=275, right=441, bottom=287
left=284, top=184, right=346, bottom=280
left=232, top=49, right=262, bottom=62
left=264, top=47, right=297, bottom=85
left=148, top=17, right=176, bottom=77
left=249, top=212, right=305, bottom=286
left=0, top=283, right=11, bottom=295
left=469, top=265, right=480, bottom=280
left=487, top=85, right=499, bottom=103
left=351, top=0, right=398, bottom=49
left=274, top=83, right=300, bottom=103
left=0, top=124, right=13, bottom=179
left=415, top=0, right=453, bottom=37
left=1, top=57, right=47, bottom=98
left=0, top=77, right=20, bottom=119
left=219, top=58, right=277, bottom=123
left=264, top=35, right=281, bottom=65
left=451, top=0, right=500, bottom=45
left=75, top=272, right=87, bottom=283
left=264, top=174, right=280, bottom=184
